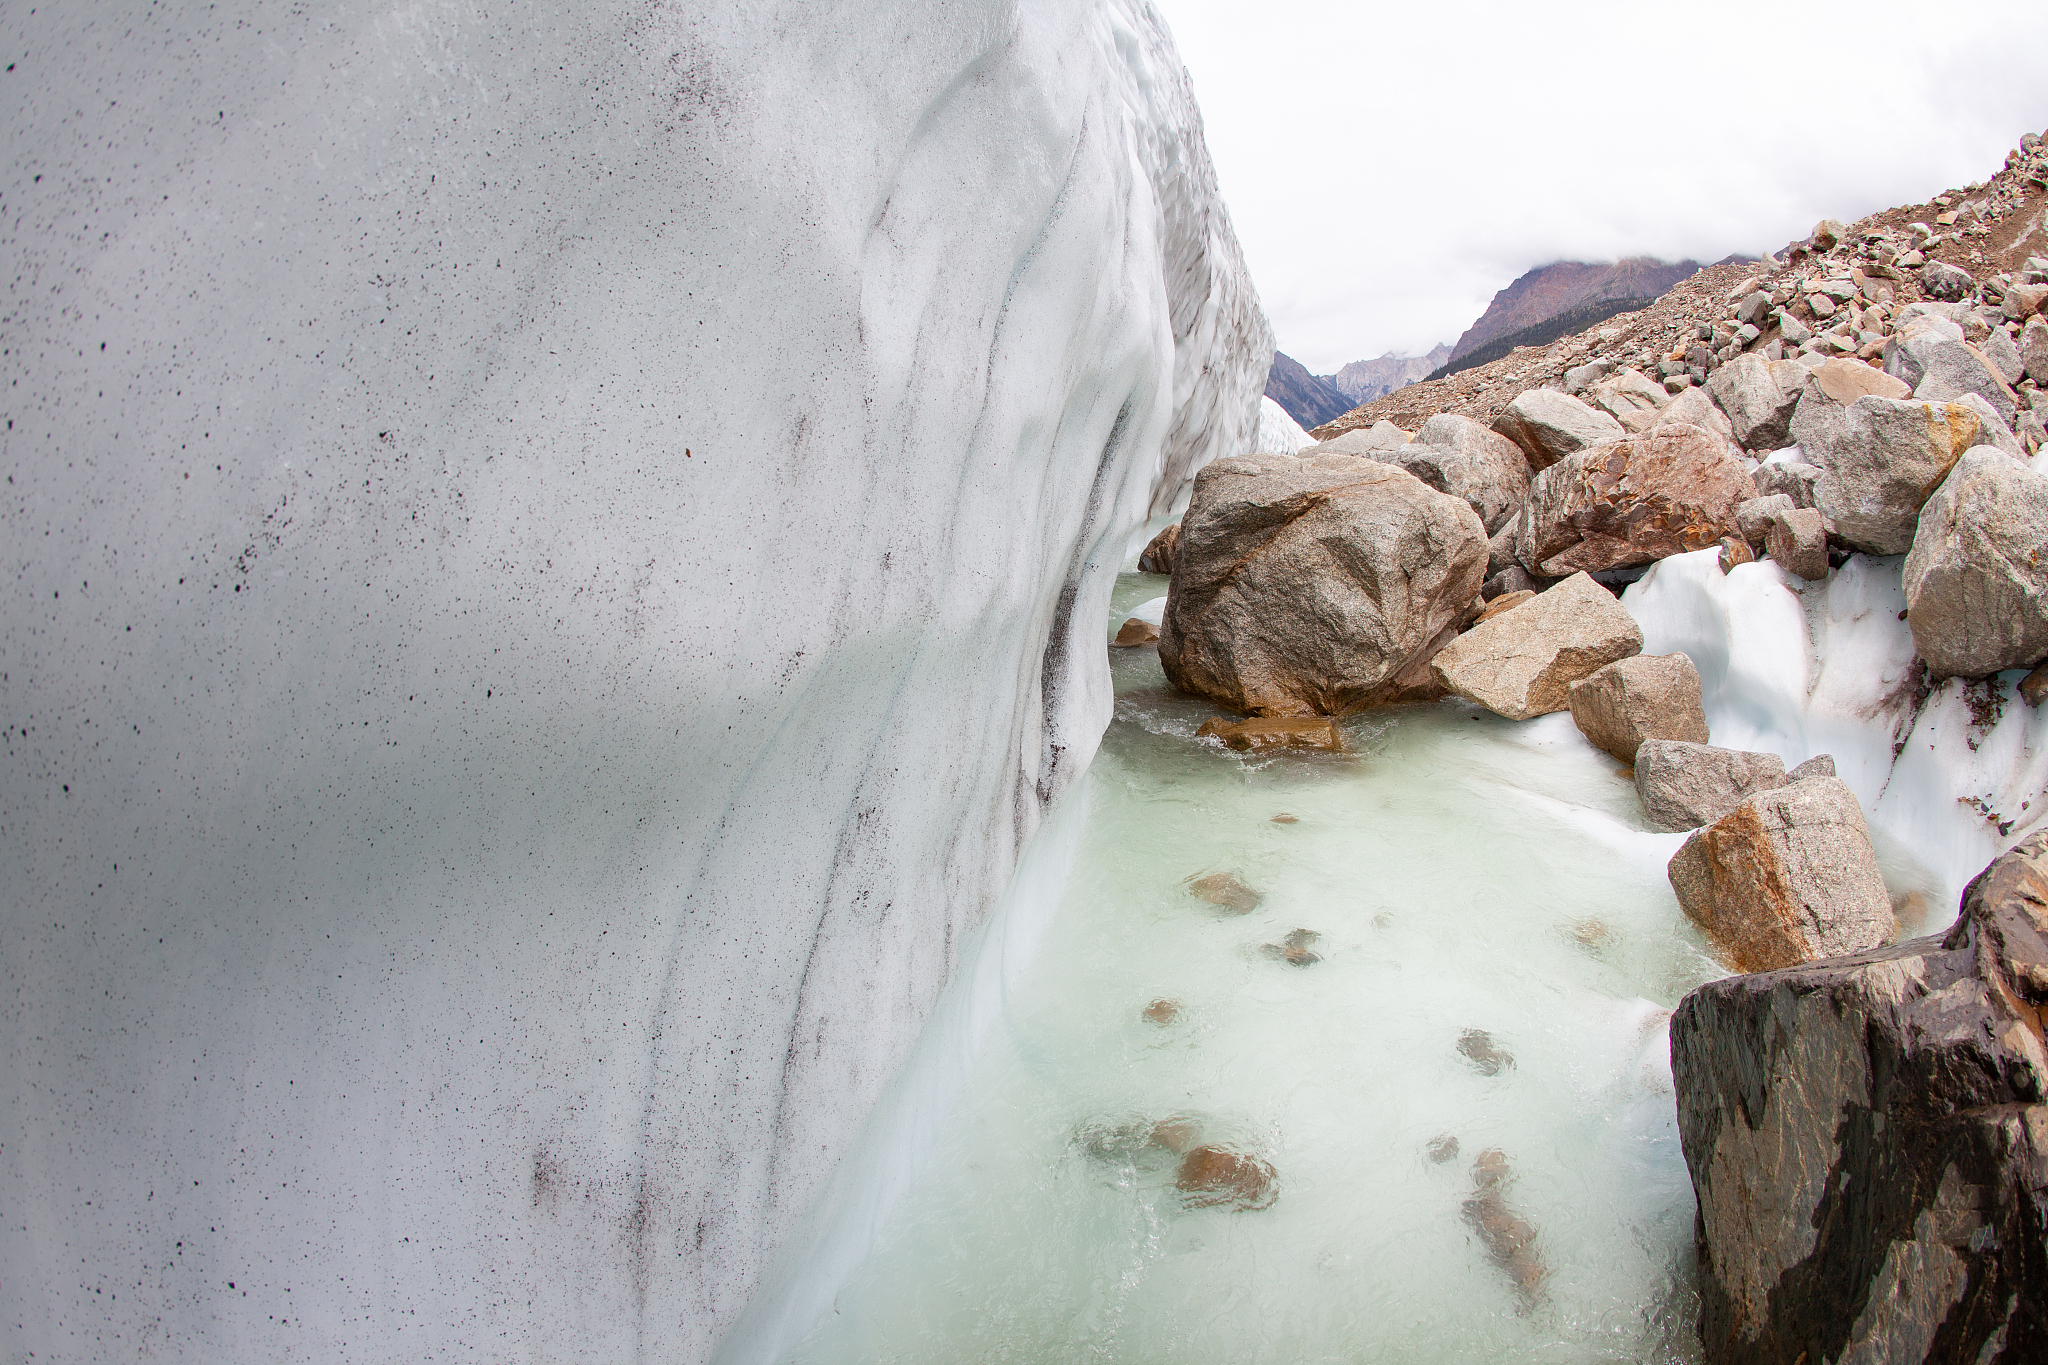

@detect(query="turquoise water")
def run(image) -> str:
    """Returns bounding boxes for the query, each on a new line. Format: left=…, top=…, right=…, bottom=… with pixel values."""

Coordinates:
left=786, top=573, right=1727, bottom=1363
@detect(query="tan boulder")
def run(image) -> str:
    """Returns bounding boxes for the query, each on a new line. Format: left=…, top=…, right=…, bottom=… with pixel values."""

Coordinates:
left=1430, top=572, right=1644, bottom=720
left=1804, top=356, right=1909, bottom=406
left=1704, top=353, right=1806, bottom=451
left=1472, top=589, right=1534, bottom=625
left=1160, top=453, right=1487, bottom=716
left=1195, top=715, right=1342, bottom=752
left=1565, top=652, right=1710, bottom=763
left=1586, top=367, right=1672, bottom=432
left=1514, top=422, right=1760, bottom=577
left=1113, top=617, right=1159, bottom=646
left=1655, top=385, right=1734, bottom=443
left=1491, top=388, right=1625, bottom=470
left=1666, top=777, right=1895, bottom=972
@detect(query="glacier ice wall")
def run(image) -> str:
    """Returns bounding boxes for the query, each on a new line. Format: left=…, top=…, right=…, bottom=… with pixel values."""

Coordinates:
left=1624, top=549, right=2048, bottom=913
left=0, top=2, right=1269, bottom=1360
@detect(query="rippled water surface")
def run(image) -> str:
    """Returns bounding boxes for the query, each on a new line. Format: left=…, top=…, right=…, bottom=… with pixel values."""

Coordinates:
left=787, top=573, right=1732, bottom=1364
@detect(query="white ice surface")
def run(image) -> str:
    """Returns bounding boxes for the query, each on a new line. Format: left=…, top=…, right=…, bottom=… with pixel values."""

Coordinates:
left=1624, top=549, right=2047, bottom=916
left=0, top=3, right=1268, bottom=1361
left=1254, top=394, right=1316, bottom=454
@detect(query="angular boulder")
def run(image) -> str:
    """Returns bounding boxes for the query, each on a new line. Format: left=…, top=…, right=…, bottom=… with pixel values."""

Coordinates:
left=1705, top=353, right=1806, bottom=451
left=1430, top=571, right=1643, bottom=720
left=1789, top=395, right=1981, bottom=553
left=1672, top=832, right=2048, bottom=1365
left=1566, top=652, right=1710, bottom=763
left=1764, top=505, right=1828, bottom=581
left=1666, top=776, right=1895, bottom=972
left=1319, top=421, right=1412, bottom=456
left=1160, top=453, right=1487, bottom=715
left=1735, top=493, right=1796, bottom=549
left=1634, top=739, right=1788, bottom=832
left=1515, top=422, right=1760, bottom=577
left=1587, top=367, right=1672, bottom=432
left=1903, top=447, right=2048, bottom=677
left=1491, top=388, right=1625, bottom=471
left=1802, top=356, right=1909, bottom=406
left=1138, top=521, right=1180, bottom=574
left=1657, top=385, right=1734, bottom=443
left=1919, top=259, right=1974, bottom=301
left=1392, top=414, right=1532, bottom=534
left=1753, top=455, right=1822, bottom=510
left=1910, top=337, right=2020, bottom=425
left=1113, top=617, right=1160, bottom=646
left=2024, top=314, right=2048, bottom=386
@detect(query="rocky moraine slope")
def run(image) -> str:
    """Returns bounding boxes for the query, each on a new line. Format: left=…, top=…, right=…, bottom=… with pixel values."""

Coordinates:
left=1132, top=129, right=2048, bottom=1364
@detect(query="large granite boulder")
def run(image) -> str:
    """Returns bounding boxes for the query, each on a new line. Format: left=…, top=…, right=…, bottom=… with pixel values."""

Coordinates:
left=1672, top=832, right=2048, bottom=1364
left=1391, top=414, right=1532, bottom=534
left=1430, top=571, right=1643, bottom=720
left=1159, top=453, right=1487, bottom=716
left=1514, top=423, right=1760, bottom=577
left=1910, top=338, right=2021, bottom=425
left=1667, top=776, right=1895, bottom=972
left=1789, top=395, right=1981, bottom=554
left=1634, top=739, right=1788, bottom=832
left=1802, top=356, right=1910, bottom=406
left=1904, top=448, right=2048, bottom=678
left=1705, top=353, right=1806, bottom=451
left=1491, top=388, right=1625, bottom=470
left=1566, top=652, right=1710, bottom=763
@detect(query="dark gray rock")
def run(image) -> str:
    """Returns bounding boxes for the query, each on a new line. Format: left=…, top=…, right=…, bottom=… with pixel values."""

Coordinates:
left=1672, top=831, right=2048, bottom=1365
left=1634, top=739, right=1788, bottom=832
left=1735, top=291, right=1772, bottom=328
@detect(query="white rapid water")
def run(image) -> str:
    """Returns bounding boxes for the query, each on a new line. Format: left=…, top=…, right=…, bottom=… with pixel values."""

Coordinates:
left=0, top=4, right=1268, bottom=1360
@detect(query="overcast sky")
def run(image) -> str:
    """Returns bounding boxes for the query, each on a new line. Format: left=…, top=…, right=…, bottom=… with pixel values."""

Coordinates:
left=1154, top=0, right=2048, bottom=374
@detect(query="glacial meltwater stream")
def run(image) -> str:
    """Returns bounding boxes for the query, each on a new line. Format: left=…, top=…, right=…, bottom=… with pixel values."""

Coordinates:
left=785, top=572, right=1755, bottom=1363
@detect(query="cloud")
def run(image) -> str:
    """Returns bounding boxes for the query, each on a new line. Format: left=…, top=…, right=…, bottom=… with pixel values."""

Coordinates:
left=1156, top=0, right=2048, bottom=372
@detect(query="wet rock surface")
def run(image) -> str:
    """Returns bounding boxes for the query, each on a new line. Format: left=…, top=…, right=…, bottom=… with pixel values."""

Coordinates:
left=1160, top=453, right=1487, bottom=716
left=1431, top=571, right=1645, bottom=720
left=1566, top=651, right=1710, bottom=763
left=1114, top=617, right=1160, bottom=646
left=1195, top=715, right=1344, bottom=752
left=1186, top=871, right=1262, bottom=914
left=1666, top=776, right=1895, bottom=971
left=1457, top=1028, right=1515, bottom=1076
left=1463, top=1149, right=1546, bottom=1305
left=1673, top=831, right=2048, bottom=1364
left=1262, top=927, right=1323, bottom=967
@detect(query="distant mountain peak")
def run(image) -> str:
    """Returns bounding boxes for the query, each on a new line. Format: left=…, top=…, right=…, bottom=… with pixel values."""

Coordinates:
left=1448, top=257, right=1705, bottom=362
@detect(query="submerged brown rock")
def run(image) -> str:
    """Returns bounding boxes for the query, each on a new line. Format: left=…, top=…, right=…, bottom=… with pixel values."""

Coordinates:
left=1186, top=871, right=1262, bottom=914
left=1195, top=715, right=1343, bottom=752
left=1113, top=617, right=1160, bottom=646
left=1175, top=1145, right=1279, bottom=1211
left=1463, top=1149, right=1546, bottom=1304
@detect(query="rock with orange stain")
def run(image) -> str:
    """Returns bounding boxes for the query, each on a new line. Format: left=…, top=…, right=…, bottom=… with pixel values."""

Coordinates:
left=1175, top=1145, right=1278, bottom=1211
left=1666, top=776, right=1894, bottom=972
left=1514, top=422, right=1759, bottom=577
